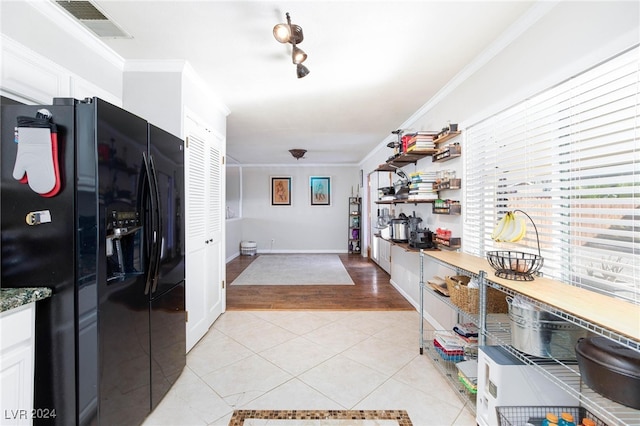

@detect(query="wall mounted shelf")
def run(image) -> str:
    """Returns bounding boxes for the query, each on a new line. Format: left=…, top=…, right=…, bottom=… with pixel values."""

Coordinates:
left=375, top=150, right=437, bottom=171
left=375, top=132, right=462, bottom=172
left=433, top=204, right=461, bottom=215
left=375, top=199, right=437, bottom=205
left=434, top=179, right=462, bottom=191
left=433, top=144, right=461, bottom=162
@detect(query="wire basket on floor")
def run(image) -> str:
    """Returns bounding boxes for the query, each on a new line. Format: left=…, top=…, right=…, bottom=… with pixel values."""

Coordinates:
left=496, top=406, right=607, bottom=426
left=486, top=210, right=544, bottom=281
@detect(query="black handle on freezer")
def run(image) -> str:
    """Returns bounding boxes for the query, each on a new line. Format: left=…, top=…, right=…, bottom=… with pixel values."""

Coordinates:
left=142, top=152, right=159, bottom=296
left=148, top=154, right=163, bottom=295
left=138, top=155, right=152, bottom=295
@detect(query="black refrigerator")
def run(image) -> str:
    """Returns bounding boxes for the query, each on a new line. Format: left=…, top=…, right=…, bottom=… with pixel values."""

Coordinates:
left=1, top=97, right=186, bottom=426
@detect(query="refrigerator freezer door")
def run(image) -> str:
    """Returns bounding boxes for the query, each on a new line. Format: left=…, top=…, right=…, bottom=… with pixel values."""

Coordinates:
left=148, top=124, right=185, bottom=298
left=150, top=280, right=186, bottom=409
left=147, top=124, right=186, bottom=409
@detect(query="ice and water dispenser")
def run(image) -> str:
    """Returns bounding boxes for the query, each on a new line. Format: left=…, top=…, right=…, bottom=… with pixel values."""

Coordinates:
left=106, top=210, right=142, bottom=281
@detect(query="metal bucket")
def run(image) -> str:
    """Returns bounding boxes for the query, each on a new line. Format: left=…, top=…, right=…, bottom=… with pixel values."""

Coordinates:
left=507, top=297, right=588, bottom=359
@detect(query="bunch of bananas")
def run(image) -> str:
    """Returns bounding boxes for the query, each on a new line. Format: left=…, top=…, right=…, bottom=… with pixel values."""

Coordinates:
left=491, top=211, right=527, bottom=242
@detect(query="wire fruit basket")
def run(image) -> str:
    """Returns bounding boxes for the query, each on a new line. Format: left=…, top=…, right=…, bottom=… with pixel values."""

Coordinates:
left=486, top=210, right=544, bottom=281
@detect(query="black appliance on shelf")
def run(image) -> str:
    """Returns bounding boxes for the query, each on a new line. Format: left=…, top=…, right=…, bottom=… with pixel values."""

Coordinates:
left=1, top=97, right=186, bottom=425
left=410, top=228, right=436, bottom=249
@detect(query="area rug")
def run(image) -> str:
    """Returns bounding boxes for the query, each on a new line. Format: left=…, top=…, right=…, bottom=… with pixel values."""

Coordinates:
left=230, top=255, right=355, bottom=286
left=228, top=410, right=413, bottom=426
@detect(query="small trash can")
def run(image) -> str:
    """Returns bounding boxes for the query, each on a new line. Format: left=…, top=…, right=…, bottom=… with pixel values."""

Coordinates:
left=240, top=241, right=257, bottom=256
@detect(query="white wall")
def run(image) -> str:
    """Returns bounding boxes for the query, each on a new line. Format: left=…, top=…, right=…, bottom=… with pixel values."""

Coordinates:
left=122, top=62, right=229, bottom=139
left=225, top=162, right=243, bottom=260
left=241, top=165, right=360, bottom=253
left=360, top=1, right=639, bottom=314
left=123, top=69, right=183, bottom=136
left=225, top=219, right=243, bottom=261
left=226, top=164, right=242, bottom=219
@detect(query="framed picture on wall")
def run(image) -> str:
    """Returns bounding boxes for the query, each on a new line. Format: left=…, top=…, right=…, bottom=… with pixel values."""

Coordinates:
left=310, top=176, right=330, bottom=206
left=271, top=177, right=291, bottom=206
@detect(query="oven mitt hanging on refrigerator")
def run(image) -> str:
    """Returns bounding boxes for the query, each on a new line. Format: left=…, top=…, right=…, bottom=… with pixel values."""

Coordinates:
left=12, top=110, right=61, bottom=197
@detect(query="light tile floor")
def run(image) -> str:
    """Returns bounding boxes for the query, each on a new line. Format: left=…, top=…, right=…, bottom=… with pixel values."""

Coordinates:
left=142, top=310, right=476, bottom=426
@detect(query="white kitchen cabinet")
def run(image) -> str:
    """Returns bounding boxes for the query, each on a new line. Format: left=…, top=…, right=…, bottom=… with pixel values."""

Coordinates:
left=0, top=303, right=35, bottom=426
left=1, top=35, right=122, bottom=106
left=372, top=236, right=391, bottom=274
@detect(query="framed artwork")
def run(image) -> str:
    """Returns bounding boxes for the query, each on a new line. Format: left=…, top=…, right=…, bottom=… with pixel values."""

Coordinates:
left=271, top=177, right=291, bottom=206
left=310, top=176, right=330, bottom=206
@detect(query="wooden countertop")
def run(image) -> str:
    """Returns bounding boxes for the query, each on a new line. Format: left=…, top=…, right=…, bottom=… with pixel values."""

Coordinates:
left=375, top=235, right=439, bottom=253
left=423, top=250, right=640, bottom=343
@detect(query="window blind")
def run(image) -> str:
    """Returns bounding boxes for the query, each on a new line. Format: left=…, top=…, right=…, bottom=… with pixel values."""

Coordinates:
left=464, top=46, right=639, bottom=304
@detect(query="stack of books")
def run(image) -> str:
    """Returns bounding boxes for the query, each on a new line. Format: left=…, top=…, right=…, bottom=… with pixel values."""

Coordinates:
left=433, top=331, right=466, bottom=362
left=408, top=171, right=438, bottom=200
left=405, top=131, right=438, bottom=152
left=456, top=359, right=478, bottom=394
left=453, top=322, right=479, bottom=344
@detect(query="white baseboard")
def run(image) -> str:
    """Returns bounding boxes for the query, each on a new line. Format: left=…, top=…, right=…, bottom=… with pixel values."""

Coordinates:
left=389, top=278, right=446, bottom=331
left=226, top=251, right=240, bottom=263
left=256, top=249, right=349, bottom=254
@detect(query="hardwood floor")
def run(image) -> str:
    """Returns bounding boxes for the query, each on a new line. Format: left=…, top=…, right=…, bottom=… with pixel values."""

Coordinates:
left=226, top=254, right=415, bottom=310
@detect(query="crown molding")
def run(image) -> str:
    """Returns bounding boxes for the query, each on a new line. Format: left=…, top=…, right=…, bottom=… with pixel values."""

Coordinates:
left=403, top=1, right=559, bottom=128
left=183, top=62, right=230, bottom=115
left=28, top=0, right=125, bottom=70
left=239, top=163, right=359, bottom=168
left=359, top=1, right=559, bottom=168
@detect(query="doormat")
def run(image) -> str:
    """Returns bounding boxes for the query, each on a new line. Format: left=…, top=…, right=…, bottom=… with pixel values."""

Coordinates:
left=228, top=410, right=413, bottom=426
left=230, top=254, right=355, bottom=285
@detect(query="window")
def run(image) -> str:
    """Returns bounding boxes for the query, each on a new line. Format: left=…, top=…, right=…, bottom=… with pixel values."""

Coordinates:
left=464, top=46, right=639, bottom=304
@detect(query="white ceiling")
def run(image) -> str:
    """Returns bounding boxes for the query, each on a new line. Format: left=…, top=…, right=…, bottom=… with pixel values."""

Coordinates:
left=72, top=1, right=535, bottom=165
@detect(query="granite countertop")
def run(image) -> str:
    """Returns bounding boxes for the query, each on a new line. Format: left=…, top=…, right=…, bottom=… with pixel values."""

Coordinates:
left=1, top=287, right=52, bottom=313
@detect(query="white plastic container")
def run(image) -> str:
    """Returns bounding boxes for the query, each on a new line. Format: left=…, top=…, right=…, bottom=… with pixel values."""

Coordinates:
left=240, top=241, right=257, bottom=256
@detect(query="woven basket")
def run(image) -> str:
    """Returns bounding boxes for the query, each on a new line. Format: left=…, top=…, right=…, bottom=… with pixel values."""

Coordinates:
left=445, top=275, right=508, bottom=314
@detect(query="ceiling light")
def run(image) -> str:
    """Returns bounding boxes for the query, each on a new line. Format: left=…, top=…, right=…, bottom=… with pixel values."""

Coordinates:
left=273, top=13, right=304, bottom=44
left=273, top=12, right=310, bottom=78
left=291, top=46, right=307, bottom=64
left=289, top=149, right=307, bottom=160
left=296, top=64, right=310, bottom=79
left=273, top=23, right=292, bottom=43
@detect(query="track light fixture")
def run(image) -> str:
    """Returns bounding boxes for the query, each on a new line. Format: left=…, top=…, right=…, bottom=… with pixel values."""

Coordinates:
left=289, top=149, right=307, bottom=160
left=291, top=45, right=307, bottom=64
left=296, top=64, right=310, bottom=79
left=273, top=12, right=310, bottom=78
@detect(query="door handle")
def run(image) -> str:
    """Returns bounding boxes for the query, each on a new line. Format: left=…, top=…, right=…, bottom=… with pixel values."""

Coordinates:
left=142, top=152, right=156, bottom=296
left=148, top=154, right=162, bottom=295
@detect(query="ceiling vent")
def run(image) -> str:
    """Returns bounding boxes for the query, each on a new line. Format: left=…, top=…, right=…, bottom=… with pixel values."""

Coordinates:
left=55, top=0, right=132, bottom=39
